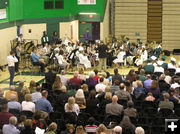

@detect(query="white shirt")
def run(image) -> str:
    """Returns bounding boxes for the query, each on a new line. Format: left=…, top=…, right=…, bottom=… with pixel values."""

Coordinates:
left=95, top=83, right=106, bottom=92
left=7, top=55, right=18, bottom=67
left=64, top=103, right=80, bottom=115
left=32, top=92, right=42, bottom=102
left=21, top=101, right=35, bottom=112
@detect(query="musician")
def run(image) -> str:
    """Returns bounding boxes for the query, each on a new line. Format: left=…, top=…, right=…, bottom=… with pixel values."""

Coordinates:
left=107, top=43, right=115, bottom=67
left=31, top=48, right=45, bottom=73
left=7, top=51, right=18, bottom=85
left=87, top=43, right=97, bottom=67
left=51, top=31, right=61, bottom=44
left=55, top=50, right=70, bottom=72
left=15, top=43, right=22, bottom=72
left=126, top=43, right=136, bottom=66
left=41, top=31, right=49, bottom=46
left=126, top=37, right=131, bottom=49
left=66, top=42, right=73, bottom=54
left=43, top=43, right=51, bottom=56
left=17, top=34, right=25, bottom=44
left=78, top=47, right=91, bottom=69
left=97, top=41, right=108, bottom=71
left=113, top=47, right=126, bottom=68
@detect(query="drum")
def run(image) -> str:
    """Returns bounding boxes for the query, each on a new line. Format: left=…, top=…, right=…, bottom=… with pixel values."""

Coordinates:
left=24, top=42, right=35, bottom=54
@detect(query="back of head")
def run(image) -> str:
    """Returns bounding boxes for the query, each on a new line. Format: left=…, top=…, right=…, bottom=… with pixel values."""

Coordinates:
left=135, top=127, right=145, bottom=134
left=99, top=77, right=104, bottom=83
left=114, top=126, right=122, bottom=134
left=75, top=89, right=84, bottom=98
left=163, top=92, right=170, bottom=100
left=9, top=116, right=17, bottom=125
left=114, top=80, right=120, bottom=86
left=60, top=85, right=67, bottom=92
left=0, top=89, right=4, bottom=97
left=89, top=71, right=95, bottom=78
left=74, top=71, right=79, bottom=77
left=9, top=85, right=15, bottom=91
left=48, top=122, right=57, bottom=132
left=114, top=68, right=118, bottom=75
left=96, top=124, right=107, bottom=134
left=112, top=95, right=118, bottom=103
left=41, top=90, right=48, bottom=98
left=94, top=69, right=98, bottom=75
left=25, top=94, right=32, bottom=102
left=24, top=119, right=33, bottom=129
left=119, top=83, right=125, bottom=90
left=10, top=94, right=17, bottom=101
left=127, top=101, right=134, bottom=108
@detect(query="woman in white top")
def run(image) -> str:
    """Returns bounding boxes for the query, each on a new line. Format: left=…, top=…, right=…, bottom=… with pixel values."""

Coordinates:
left=21, top=94, right=35, bottom=112
left=168, top=57, right=177, bottom=69
left=56, top=50, right=70, bottom=72
left=64, top=97, right=80, bottom=115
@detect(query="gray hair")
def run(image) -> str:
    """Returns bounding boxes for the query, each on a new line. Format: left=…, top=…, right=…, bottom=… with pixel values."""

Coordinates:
left=9, top=85, right=15, bottom=91
left=10, top=94, right=16, bottom=101
left=9, top=116, right=17, bottom=125
left=135, top=127, right=145, bottom=134
left=89, top=71, right=95, bottom=78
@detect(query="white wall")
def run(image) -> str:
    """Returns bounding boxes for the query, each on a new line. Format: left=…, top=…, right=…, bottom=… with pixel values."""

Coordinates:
left=60, top=20, right=79, bottom=43
left=0, top=26, right=17, bottom=65
left=21, top=24, right=46, bottom=44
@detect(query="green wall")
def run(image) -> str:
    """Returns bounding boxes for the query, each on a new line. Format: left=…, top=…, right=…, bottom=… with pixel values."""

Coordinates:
left=9, top=0, right=23, bottom=21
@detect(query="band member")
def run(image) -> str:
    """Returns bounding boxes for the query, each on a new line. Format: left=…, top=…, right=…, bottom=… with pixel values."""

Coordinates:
left=15, top=43, right=22, bottom=72
left=78, top=47, right=91, bottom=69
left=41, top=31, right=49, bottom=46
left=7, top=51, right=18, bottom=85
left=51, top=31, right=62, bottom=44
left=113, top=47, right=126, bottom=68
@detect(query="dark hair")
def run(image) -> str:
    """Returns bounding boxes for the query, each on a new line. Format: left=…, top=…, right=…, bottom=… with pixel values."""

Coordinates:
left=128, top=69, right=135, bottom=76
left=87, top=117, right=95, bottom=125
left=10, top=51, right=15, bottom=55
left=59, top=50, right=64, bottom=55
left=106, top=72, right=110, bottom=78
left=94, top=69, right=98, bottom=75
left=127, top=101, right=134, bottom=108
left=114, top=80, right=120, bottom=86
left=88, top=90, right=96, bottom=100
left=36, top=86, right=41, bottom=92
left=114, top=68, right=118, bottom=75
left=99, top=77, right=104, bottom=82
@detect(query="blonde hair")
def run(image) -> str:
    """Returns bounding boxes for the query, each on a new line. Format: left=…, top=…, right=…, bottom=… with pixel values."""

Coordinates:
left=25, top=94, right=32, bottom=102
left=105, top=86, right=111, bottom=92
left=104, top=92, right=112, bottom=99
left=48, top=122, right=57, bottom=132
left=82, top=84, right=88, bottom=92
left=75, top=125, right=86, bottom=134
left=21, top=86, right=30, bottom=96
left=66, top=97, right=75, bottom=111
left=96, top=124, right=107, bottom=134
left=78, top=68, right=84, bottom=74
left=24, top=119, right=32, bottom=128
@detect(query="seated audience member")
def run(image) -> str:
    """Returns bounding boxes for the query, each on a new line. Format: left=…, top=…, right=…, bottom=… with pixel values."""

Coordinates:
left=69, top=71, right=82, bottom=88
left=21, top=86, right=30, bottom=101
left=75, top=89, right=86, bottom=109
left=36, top=90, right=53, bottom=113
left=99, top=92, right=112, bottom=111
left=18, top=115, right=26, bottom=131
left=112, top=68, right=123, bottom=85
left=31, top=48, right=45, bottom=73
left=139, top=69, right=146, bottom=83
left=75, top=125, right=86, bottom=134
left=113, top=126, right=122, bottom=134
left=85, top=117, right=98, bottom=134
left=2, top=116, right=20, bottom=134
left=31, top=86, right=42, bottom=103
left=28, top=80, right=36, bottom=94
left=164, top=70, right=172, bottom=84
left=45, top=122, right=57, bottom=134
left=32, top=110, right=47, bottom=130
left=148, top=80, right=160, bottom=99
left=124, top=101, right=137, bottom=118
left=171, top=77, right=180, bottom=89
left=5, top=85, right=18, bottom=101
left=78, top=68, right=86, bottom=82
left=0, top=104, right=13, bottom=128
left=111, top=80, right=120, bottom=94
left=45, top=66, right=56, bottom=86
left=52, top=76, right=62, bottom=90
left=93, top=69, right=100, bottom=82
left=96, top=124, right=107, bottom=134
left=133, top=81, right=146, bottom=99
left=15, top=81, right=24, bottom=93
left=120, top=116, right=135, bottom=134
left=95, top=77, right=106, bottom=92
left=169, top=90, right=180, bottom=104
left=159, top=93, right=174, bottom=110
left=8, top=94, right=21, bottom=111
left=61, top=123, right=75, bottom=134
left=158, top=74, right=170, bottom=92
left=65, top=97, right=80, bottom=115
left=86, top=90, right=99, bottom=115
left=20, top=119, right=35, bottom=134
left=106, top=95, right=124, bottom=116
left=125, top=80, right=134, bottom=94
left=60, top=70, right=69, bottom=86
left=145, top=92, right=155, bottom=102
left=102, top=72, right=110, bottom=85
left=132, top=75, right=140, bottom=88
left=86, top=71, right=97, bottom=90
left=22, top=94, right=35, bottom=113
left=82, top=84, right=89, bottom=99
left=115, top=83, right=132, bottom=101
left=126, top=69, right=136, bottom=83
left=135, top=127, right=145, bottom=134
left=143, top=74, right=153, bottom=89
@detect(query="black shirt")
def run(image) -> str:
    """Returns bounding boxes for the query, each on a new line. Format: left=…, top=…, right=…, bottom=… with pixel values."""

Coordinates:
left=97, top=44, right=108, bottom=58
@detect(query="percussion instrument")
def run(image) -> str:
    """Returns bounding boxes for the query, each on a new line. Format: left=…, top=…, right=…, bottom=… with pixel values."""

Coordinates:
left=24, top=42, right=35, bottom=54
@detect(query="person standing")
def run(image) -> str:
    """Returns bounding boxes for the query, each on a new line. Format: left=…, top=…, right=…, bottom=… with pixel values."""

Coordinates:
left=97, top=41, right=108, bottom=71
left=84, top=28, right=91, bottom=42
left=7, top=51, right=18, bottom=85
left=41, top=31, right=49, bottom=47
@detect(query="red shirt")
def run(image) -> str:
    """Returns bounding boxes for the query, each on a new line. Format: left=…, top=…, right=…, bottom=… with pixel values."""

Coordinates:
left=0, top=112, right=13, bottom=127
left=93, top=75, right=100, bottom=82
left=69, top=77, right=82, bottom=88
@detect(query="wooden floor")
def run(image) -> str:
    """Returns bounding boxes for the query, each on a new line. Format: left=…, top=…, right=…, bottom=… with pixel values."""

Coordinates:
left=0, top=54, right=180, bottom=90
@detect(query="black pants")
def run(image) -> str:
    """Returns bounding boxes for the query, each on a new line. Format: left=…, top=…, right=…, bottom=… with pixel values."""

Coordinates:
left=33, top=62, right=45, bottom=73
left=15, top=56, right=20, bottom=72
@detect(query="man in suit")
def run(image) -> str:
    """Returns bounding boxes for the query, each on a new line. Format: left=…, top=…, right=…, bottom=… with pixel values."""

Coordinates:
left=106, top=95, right=124, bottom=116
left=45, top=66, right=56, bottom=86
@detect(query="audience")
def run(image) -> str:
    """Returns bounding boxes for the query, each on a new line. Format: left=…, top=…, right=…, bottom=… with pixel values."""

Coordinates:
left=75, top=89, right=86, bottom=109
left=31, top=86, right=42, bottom=103
left=135, top=127, right=145, bottom=134
left=113, top=126, right=122, bottom=134
left=64, top=97, right=80, bottom=115
left=21, top=94, right=35, bottom=112
left=69, top=71, right=82, bottom=88
left=159, top=93, right=174, bottom=110
left=28, top=80, right=36, bottom=94
left=95, top=77, right=106, bottom=92
left=120, top=116, right=135, bottom=134
left=8, top=94, right=21, bottom=111
left=45, top=122, right=57, bottom=134
left=124, top=101, right=137, bottom=118
left=5, top=85, right=18, bottom=101
left=20, top=119, right=35, bottom=134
